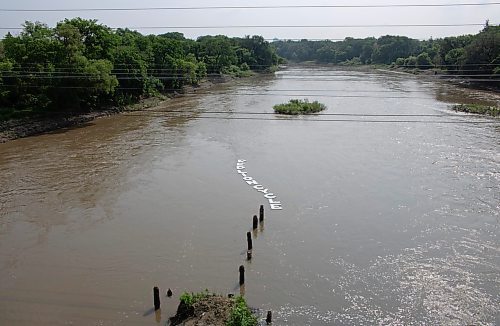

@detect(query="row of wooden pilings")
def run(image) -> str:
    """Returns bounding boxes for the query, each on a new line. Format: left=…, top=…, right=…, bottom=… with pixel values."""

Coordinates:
left=152, top=204, right=272, bottom=324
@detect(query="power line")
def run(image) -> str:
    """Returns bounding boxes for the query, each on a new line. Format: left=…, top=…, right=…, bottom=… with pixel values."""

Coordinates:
left=23, top=109, right=492, bottom=124
left=0, top=23, right=491, bottom=31
left=107, top=23, right=493, bottom=30
left=6, top=63, right=499, bottom=68
left=2, top=72, right=498, bottom=78
left=0, top=3, right=498, bottom=12
left=1, top=77, right=498, bottom=83
left=0, top=85, right=444, bottom=99
left=131, top=110, right=454, bottom=117
left=24, top=109, right=461, bottom=117
left=119, top=113, right=496, bottom=124
left=0, top=84, right=454, bottom=94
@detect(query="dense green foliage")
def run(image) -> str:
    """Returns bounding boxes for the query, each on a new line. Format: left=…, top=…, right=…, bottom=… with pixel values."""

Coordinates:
left=226, top=296, right=257, bottom=326
left=274, top=24, right=499, bottom=79
left=451, top=104, right=499, bottom=117
left=273, top=99, right=326, bottom=115
left=0, top=19, right=279, bottom=117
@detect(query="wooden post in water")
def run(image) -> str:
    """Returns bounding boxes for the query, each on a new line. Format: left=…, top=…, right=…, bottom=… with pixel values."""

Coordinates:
left=266, top=310, right=272, bottom=324
left=247, top=231, right=253, bottom=251
left=247, top=250, right=252, bottom=260
left=253, top=215, right=258, bottom=229
left=259, top=205, right=264, bottom=223
left=153, top=286, right=161, bottom=310
left=239, top=265, right=245, bottom=285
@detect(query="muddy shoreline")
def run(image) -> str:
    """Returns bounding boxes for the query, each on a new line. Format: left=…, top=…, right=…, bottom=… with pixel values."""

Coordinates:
left=0, top=75, right=233, bottom=143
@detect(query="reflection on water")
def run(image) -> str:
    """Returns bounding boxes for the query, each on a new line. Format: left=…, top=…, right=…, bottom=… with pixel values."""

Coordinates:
left=0, top=67, right=498, bottom=325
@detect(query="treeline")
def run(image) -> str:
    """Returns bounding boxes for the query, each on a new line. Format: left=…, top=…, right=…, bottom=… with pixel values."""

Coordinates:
left=0, top=18, right=279, bottom=115
left=274, top=24, right=499, bottom=77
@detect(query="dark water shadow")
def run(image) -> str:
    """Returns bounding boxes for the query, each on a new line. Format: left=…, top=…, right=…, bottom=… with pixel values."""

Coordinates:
left=143, top=307, right=155, bottom=317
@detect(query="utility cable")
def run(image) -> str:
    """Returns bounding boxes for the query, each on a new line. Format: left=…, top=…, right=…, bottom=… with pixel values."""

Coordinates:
left=0, top=23, right=492, bottom=30
left=0, top=3, right=498, bottom=12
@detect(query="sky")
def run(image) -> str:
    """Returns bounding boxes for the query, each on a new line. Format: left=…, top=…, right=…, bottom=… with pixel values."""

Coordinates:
left=0, top=0, right=498, bottom=41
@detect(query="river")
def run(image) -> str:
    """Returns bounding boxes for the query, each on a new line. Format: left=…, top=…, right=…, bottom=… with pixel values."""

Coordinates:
left=0, top=66, right=499, bottom=325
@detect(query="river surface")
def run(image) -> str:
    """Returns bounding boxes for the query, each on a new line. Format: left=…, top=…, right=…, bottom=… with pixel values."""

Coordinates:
left=0, top=66, right=499, bottom=325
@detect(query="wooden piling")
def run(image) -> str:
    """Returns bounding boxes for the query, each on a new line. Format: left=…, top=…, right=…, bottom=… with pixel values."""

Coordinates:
left=247, top=231, right=253, bottom=250
left=259, top=205, right=264, bottom=222
left=253, top=215, right=258, bottom=229
left=239, top=265, right=245, bottom=285
left=153, top=286, right=161, bottom=310
left=167, top=288, right=172, bottom=297
left=266, top=310, right=272, bottom=324
left=247, top=250, right=252, bottom=260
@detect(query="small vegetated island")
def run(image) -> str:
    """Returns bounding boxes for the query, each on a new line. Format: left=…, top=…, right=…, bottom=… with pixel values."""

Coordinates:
left=273, top=99, right=327, bottom=115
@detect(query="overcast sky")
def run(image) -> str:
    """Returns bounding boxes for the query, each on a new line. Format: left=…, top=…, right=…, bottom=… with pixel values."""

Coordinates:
left=0, top=0, right=498, bottom=40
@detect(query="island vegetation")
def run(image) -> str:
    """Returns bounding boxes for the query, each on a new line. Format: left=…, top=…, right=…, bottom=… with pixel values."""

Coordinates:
left=0, top=19, right=280, bottom=121
left=451, top=104, right=499, bottom=117
left=273, top=99, right=326, bottom=115
left=273, top=23, right=499, bottom=83
left=170, top=291, right=257, bottom=326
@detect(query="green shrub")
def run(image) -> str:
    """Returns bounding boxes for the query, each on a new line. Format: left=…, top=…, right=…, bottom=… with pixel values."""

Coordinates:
left=226, top=296, right=257, bottom=326
left=221, top=65, right=253, bottom=77
left=273, top=99, right=326, bottom=115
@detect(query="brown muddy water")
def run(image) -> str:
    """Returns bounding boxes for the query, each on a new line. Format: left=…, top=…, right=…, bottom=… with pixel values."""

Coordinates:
left=0, top=66, right=499, bottom=325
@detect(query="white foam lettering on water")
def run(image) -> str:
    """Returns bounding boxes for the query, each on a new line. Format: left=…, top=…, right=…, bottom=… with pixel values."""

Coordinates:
left=236, top=160, right=283, bottom=210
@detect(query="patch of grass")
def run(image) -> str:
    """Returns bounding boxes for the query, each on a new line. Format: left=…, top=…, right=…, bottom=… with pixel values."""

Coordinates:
left=179, top=289, right=212, bottom=308
left=273, top=99, right=326, bottom=115
left=226, top=296, right=257, bottom=326
left=451, top=104, right=499, bottom=117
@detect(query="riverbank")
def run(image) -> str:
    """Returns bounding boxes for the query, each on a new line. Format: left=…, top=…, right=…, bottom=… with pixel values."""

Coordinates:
left=288, top=62, right=499, bottom=92
left=0, top=75, right=237, bottom=143
left=386, top=66, right=500, bottom=92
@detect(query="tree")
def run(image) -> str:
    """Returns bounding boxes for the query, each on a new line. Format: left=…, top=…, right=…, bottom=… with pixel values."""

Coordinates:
left=416, top=53, right=433, bottom=69
left=462, top=25, right=500, bottom=76
left=196, top=35, right=237, bottom=73
left=445, top=48, right=466, bottom=71
left=0, top=18, right=279, bottom=118
left=60, top=18, right=117, bottom=60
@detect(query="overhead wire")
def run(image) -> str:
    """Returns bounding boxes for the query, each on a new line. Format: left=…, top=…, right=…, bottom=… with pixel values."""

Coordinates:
left=0, top=23, right=492, bottom=31
left=0, top=84, right=468, bottom=94
left=0, top=86, right=445, bottom=99
left=118, top=113, right=496, bottom=124
left=123, top=110, right=457, bottom=117
left=6, top=62, right=499, bottom=68
left=0, top=3, right=498, bottom=12
left=1, top=77, right=498, bottom=83
left=1, top=73, right=498, bottom=79
left=13, top=108, right=493, bottom=124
